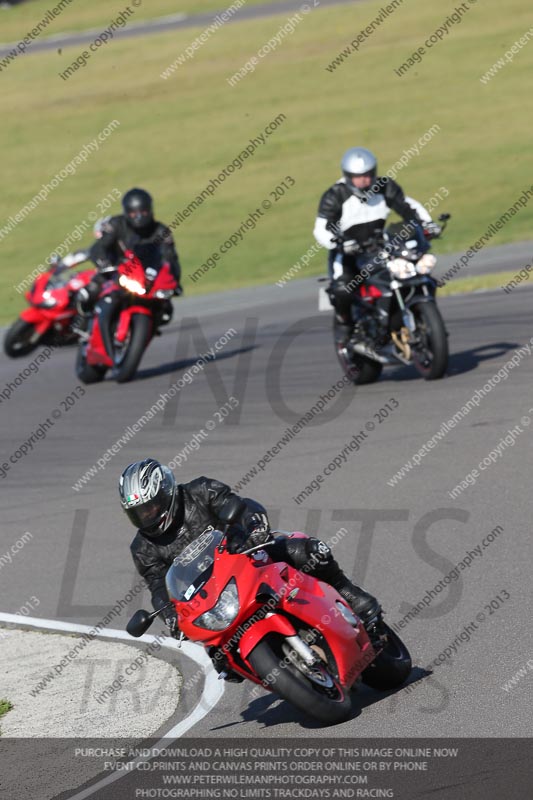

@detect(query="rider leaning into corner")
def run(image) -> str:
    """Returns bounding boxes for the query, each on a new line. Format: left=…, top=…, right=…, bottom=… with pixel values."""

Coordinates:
left=313, top=147, right=441, bottom=354
left=119, top=458, right=382, bottom=682
left=75, top=187, right=182, bottom=331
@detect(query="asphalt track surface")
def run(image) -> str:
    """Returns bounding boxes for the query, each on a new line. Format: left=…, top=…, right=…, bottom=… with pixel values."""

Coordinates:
left=2, top=245, right=533, bottom=741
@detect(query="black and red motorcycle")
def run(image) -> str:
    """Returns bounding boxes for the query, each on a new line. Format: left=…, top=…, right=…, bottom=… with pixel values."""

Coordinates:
left=325, top=214, right=451, bottom=385
left=127, top=530, right=411, bottom=725
left=76, top=243, right=177, bottom=384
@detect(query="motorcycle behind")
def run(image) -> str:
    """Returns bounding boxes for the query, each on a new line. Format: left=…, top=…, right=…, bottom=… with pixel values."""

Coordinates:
left=76, top=243, right=177, bottom=384
left=127, top=529, right=412, bottom=725
left=325, top=214, right=451, bottom=385
left=4, top=256, right=95, bottom=358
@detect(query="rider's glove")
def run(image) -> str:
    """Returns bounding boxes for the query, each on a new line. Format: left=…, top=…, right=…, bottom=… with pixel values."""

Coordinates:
left=424, top=221, right=442, bottom=238
left=246, top=512, right=272, bottom=548
left=342, top=239, right=360, bottom=255
left=226, top=525, right=249, bottom=555
left=162, top=607, right=179, bottom=638
left=173, top=284, right=183, bottom=297
left=96, top=258, right=115, bottom=275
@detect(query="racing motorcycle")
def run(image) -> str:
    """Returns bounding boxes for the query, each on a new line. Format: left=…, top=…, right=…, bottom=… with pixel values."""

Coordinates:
left=127, top=529, right=411, bottom=724
left=4, top=255, right=95, bottom=358
left=76, top=243, right=177, bottom=384
left=324, top=214, right=451, bottom=385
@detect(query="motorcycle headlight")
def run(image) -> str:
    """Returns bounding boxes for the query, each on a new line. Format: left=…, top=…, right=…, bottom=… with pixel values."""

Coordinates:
left=416, top=253, right=437, bottom=275
left=41, top=290, right=57, bottom=307
left=193, top=578, right=239, bottom=631
left=119, top=274, right=146, bottom=295
left=155, top=289, right=174, bottom=299
left=388, top=258, right=417, bottom=279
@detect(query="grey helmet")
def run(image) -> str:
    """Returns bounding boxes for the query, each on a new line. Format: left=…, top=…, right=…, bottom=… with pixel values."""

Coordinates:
left=119, top=458, right=178, bottom=536
left=341, top=147, right=378, bottom=199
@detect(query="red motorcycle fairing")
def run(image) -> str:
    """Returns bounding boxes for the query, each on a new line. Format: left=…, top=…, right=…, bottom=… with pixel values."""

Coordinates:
left=172, top=533, right=374, bottom=691
left=238, top=565, right=373, bottom=688
left=86, top=314, right=113, bottom=367
left=19, top=307, right=56, bottom=336
left=20, top=267, right=95, bottom=332
left=358, top=284, right=383, bottom=301
left=14, top=266, right=96, bottom=340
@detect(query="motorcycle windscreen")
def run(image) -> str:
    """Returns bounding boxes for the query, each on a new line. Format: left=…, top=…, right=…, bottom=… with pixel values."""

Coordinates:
left=165, top=529, right=224, bottom=601
left=132, top=242, right=163, bottom=278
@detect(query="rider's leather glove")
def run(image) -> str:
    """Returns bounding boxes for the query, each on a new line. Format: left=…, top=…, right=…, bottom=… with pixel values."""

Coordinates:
left=424, top=222, right=442, bottom=238
left=342, top=239, right=360, bottom=255
left=226, top=525, right=249, bottom=555
left=162, top=607, right=179, bottom=638
left=246, top=512, right=272, bottom=548
left=173, top=285, right=183, bottom=297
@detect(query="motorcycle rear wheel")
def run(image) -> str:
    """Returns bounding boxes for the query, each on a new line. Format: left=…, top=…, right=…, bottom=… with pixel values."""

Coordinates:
left=4, top=319, right=41, bottom=358
left=333, top=320, right=383, bottom=385
left=361, top=621, right=411, bottom=691
left=248, top=633, right=352, bottom=724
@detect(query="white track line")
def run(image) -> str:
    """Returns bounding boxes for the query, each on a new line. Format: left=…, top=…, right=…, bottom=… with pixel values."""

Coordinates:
left=0, top=14, right=188, bottom=49
left=0, top=612, right=224, bottom=799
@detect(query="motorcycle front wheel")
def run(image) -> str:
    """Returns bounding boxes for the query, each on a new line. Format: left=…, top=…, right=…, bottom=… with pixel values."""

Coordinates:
left=248, top=633, right=352, bottom=724
left=76, top=345, right=108, bottom=384
left=410, top=302, right=448, bottom=380
left=4, top=319, right=41, bottom=358
left=114, top=314, right=152, bottom=384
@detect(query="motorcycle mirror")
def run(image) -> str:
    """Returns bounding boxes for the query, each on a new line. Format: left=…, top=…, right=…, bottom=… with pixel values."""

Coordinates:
left=126, top=609, right=155, bottom=638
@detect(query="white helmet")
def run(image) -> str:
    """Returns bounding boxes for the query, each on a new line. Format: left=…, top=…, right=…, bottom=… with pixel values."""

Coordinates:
left=341, top=147, right=378, bottom=199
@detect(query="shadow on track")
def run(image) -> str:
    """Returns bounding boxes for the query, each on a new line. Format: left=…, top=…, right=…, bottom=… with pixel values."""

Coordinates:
left=207, top=667, right=430, bottom=731
left=385, top=342, right=521, bottom=383
left=133, top=345, right=258, bottom=381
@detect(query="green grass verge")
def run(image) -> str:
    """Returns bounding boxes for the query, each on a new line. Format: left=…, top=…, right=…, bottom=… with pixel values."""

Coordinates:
left=1, top=0, right=532, bottom=323
left=438, top=270, right=529, bottom=297
left=0, top=699, right=13, bottom=735
left=0, top=0, right=290, bottom=42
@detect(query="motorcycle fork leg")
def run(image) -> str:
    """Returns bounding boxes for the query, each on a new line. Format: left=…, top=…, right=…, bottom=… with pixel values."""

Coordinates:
left=394, top=289, right=416, bottom=333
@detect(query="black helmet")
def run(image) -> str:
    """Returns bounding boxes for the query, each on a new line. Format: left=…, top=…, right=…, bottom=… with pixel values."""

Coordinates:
left=119, top=458, right=177, bottom=535
left=122, top=188, right=154, bottom=231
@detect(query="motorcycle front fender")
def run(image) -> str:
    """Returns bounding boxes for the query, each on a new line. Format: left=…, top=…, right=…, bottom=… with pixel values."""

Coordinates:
left=403, top=278, right=438, bottom=306
left=19, top=308, right=53, bottom=336
left=86, top=314, right=114, bottom=367
left=115, top=304, right=152, bottom=343
left=238, top=615, right=297, bottom=661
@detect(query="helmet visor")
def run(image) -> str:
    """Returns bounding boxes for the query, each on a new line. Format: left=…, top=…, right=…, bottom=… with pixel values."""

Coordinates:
left=124, top=496, right=168, bottom=531
left=349, top=168, right=376, bottom=179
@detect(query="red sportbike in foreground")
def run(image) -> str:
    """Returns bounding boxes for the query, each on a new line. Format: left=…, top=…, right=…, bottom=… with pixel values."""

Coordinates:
left=5, top=260, right=95, bottom=358
left=127, top=530, right=411, bottom=724
left=76, top=244, right=177, bottom=384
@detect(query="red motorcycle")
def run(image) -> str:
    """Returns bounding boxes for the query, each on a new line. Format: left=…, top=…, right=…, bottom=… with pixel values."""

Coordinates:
left=76, top=243, right=177, bottom=384
left=5, top=257, right=95, bottom=358
left=127, top=530, right=411, bottom=724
